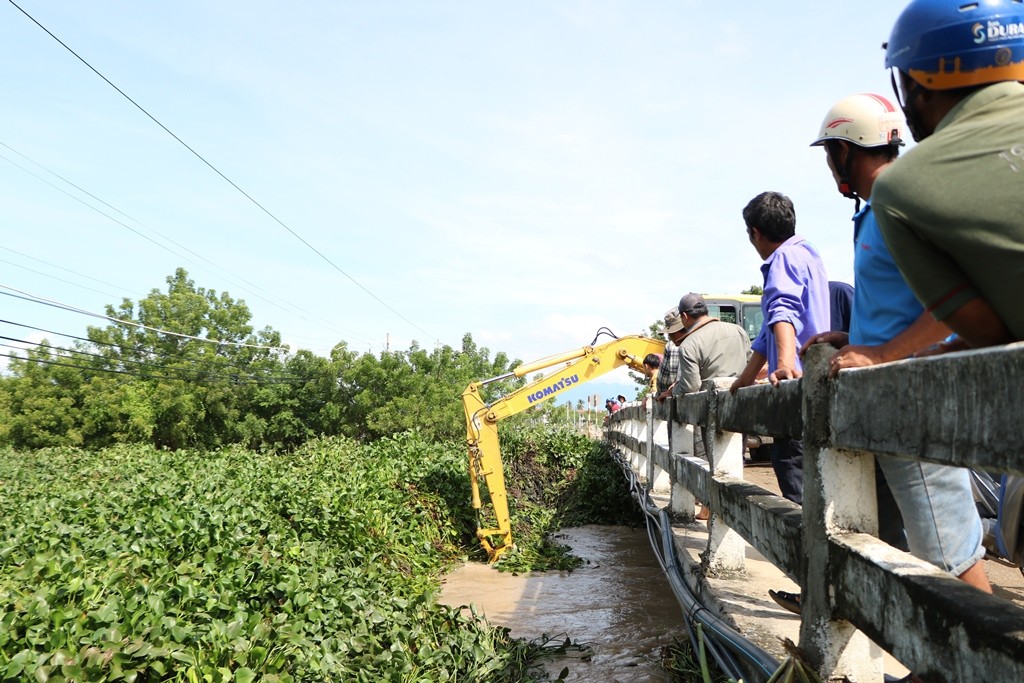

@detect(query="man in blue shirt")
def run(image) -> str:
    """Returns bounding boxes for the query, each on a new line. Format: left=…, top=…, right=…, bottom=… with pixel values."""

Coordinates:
left=804, top=93, right=990, bottom=594
left=730, top=191, right=831, bottom=504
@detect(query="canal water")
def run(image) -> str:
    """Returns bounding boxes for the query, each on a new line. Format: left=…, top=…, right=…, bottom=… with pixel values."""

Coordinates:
left=438, top=525, right=689, bottom=682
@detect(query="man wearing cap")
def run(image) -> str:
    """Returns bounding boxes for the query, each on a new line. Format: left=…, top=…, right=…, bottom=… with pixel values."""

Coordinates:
left=672, top=293, right=751, bottom=396
left=654, top=308, right=685, bottom=402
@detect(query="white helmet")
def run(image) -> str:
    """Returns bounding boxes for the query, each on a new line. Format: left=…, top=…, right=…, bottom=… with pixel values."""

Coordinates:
left=810, top=93, right=904, bottom=148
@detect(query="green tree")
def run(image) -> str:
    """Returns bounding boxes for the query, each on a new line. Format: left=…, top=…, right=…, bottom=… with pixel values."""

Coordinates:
left=0, top=268, right=291, bottom=451
left=339, top=334, right=521, bottom=443
left=82, top=269, right=286, bottom=449
left=742, top=285, right=764, bottom=295
left=0, top=269, right=531, bottom=452
left=1, top=343, right=86, bottom=448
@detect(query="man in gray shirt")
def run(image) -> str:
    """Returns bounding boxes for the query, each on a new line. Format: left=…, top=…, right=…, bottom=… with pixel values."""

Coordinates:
left=673, top=292, right=751, bottom=396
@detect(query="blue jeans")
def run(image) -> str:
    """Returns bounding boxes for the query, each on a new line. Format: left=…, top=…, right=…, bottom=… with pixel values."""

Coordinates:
left=875, top=455, right=984, bottom=576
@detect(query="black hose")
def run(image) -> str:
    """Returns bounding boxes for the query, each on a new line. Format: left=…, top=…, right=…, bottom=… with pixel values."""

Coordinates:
left=610, top=447, right=781, bottom=683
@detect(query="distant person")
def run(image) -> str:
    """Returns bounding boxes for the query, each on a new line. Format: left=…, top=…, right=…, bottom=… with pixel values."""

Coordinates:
left=616, top=394, right=627, bottom=406
left=730, top=191, right=830, bottom=505
left=641, top=353, right=661, bottom=389
left=655, top=308, right=685, bottom=402
left=873, top=0, right=1024, bottom=349
left=639, top=353, right=661, bottom=408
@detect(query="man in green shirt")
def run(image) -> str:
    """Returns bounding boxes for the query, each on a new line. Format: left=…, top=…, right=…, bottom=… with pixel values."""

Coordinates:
left=873, top=0, right=1024, bottom=350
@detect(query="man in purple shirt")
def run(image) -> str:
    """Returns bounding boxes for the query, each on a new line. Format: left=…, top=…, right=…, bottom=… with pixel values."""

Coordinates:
left=731, top=191, right=830, bottom=504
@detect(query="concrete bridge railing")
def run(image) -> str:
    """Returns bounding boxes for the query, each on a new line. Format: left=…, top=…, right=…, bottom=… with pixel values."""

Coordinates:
left=606, top=342, right=1024, bottom=683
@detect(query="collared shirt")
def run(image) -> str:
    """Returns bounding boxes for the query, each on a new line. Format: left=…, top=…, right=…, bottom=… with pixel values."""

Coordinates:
left=750, top=234, right=830, bottom=373
left=873, top=81, right=1024, bottom=339
left=656, top=340, right=679, bottom=396
left=673, top=319, right=751, bottom=395
left=848, top=202, right=924, bottom=347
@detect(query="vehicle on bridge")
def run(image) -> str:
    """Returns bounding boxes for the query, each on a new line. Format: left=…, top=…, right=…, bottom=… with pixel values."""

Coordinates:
left=703, top=294, right=763, bottom=342
left=461, top=333, right=664, bottom=562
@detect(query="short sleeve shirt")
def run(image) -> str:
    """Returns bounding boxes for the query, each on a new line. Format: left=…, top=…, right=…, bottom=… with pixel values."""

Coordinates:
left=848, top=203, right=924, bottom=347
left=873, top=82, right=1024, bottom=339
left=750, top=235, right=831, bottom=373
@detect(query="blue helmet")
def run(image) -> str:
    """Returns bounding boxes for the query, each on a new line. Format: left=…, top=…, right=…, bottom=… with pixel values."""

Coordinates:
left=885, top=0, right=1024, bottom=89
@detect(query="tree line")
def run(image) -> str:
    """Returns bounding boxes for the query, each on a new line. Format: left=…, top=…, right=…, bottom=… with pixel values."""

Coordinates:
left=0, top=269, right=524, bottom=451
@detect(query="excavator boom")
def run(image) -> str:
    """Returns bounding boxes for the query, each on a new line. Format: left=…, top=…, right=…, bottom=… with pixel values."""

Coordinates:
left=462, top=334, right=664, bottom=562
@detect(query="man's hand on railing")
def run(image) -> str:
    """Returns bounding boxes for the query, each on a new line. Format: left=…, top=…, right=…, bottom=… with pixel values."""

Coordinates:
left=825, top=344, right=891, bottom=377
left=799, top=331, right=849, bottom=357
left=768, top=365, right=802, bottom=386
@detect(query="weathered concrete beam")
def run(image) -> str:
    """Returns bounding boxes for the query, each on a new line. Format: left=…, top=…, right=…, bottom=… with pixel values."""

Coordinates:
left=619, top=404, right=645, bottom=421
left=831, top=342, right=1024, bottom=474
left=608, top=430, right=641, bottom=454
left=666, top=453, right=803, bottom=579
left=830, top=531, right=1024, bottom=683
left=712, top=475, right=803, bottom=579
left=651, top=442, right=671, bottom=474
left=717, top=382, right=802, bottom=439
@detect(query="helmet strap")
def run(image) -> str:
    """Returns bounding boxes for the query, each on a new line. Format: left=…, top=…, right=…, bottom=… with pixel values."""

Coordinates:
left=890, top=69, right=928, bottom=142
left=827, top=143, right=861, bottom=214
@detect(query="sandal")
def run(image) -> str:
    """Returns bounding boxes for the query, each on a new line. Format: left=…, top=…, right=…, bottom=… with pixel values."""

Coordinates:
left=769, top=589, right=802, bottom=615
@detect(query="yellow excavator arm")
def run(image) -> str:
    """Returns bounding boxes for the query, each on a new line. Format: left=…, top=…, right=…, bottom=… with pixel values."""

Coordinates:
left=461, top=334, right=665, bottom=562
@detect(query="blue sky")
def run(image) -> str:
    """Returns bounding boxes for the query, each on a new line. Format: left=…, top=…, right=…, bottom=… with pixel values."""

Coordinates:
left=1, top=1, right=907, bottom=404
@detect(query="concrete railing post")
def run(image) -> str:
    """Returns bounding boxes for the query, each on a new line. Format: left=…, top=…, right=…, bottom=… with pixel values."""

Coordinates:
left=626, top=408, right=644, bottom=477
left=701, top=378, right=746, bottom=574
left=668, top=396, right=697, bottom=518
left=799, top=345, right=883, bottom=682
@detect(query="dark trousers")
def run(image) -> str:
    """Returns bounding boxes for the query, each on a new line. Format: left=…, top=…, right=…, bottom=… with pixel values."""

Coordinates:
left=876, top=462, right=908, bottom=551
left=770, top=438, right=804, bottom=505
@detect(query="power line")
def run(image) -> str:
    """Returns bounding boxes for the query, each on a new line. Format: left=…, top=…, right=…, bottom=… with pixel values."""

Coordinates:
left=0, top=349, right=301, bottom=385
left=0, top=256, right=126, bottom=301
left=0, top=324, right=307, bottom=384
left=0, top=140, right=378, bottom=346
left=0, top=245, right=134, bottom=295
left=0, top=337, right=301, bottom=384
left=8, top=0, right=435, bottom=342
left=0, top=285, right=287, bottom=351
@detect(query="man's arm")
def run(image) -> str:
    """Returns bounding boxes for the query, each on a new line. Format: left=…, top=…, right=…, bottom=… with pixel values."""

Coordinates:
left=941, top=297, right=1012, bottom=348
left=769, top=321, right=799, bottom=385
left=675, top=348, right=701, bottom=396
left=873, top=191, right=1008, bottom=347
left=827, top=311, right=949, bottom=376
left=730, top=350, right=767, bottom=394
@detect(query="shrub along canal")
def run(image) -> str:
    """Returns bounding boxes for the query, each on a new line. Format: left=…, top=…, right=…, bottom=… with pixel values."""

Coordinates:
left=439, top=524, right=687, bottom=682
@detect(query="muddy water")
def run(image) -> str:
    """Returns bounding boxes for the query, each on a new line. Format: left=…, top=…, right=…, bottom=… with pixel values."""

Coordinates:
left=438, top=525, right=688, bottom=682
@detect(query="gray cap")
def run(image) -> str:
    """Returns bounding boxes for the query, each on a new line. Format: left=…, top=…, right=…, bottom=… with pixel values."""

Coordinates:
left=678, top=292, right=708, bottom=316
left=663, top=307, right=684, bottom=334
